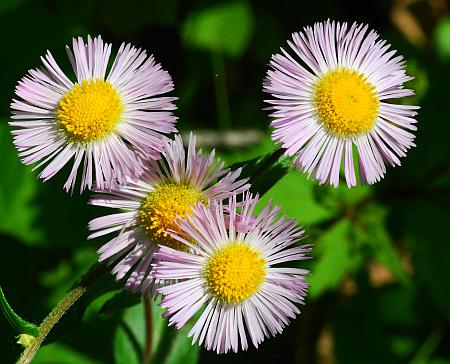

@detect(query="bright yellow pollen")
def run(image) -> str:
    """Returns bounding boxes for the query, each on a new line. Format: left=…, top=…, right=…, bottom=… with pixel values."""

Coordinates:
left=205, top=243, right=266, bottom=303
left=314, top=68, right=379, bottom=137
left=56, top=79, right=123, bottom=142
left=139, top=183, right=204, bottom=251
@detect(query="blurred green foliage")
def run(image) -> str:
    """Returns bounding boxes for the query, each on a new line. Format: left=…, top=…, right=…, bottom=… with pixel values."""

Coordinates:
left=0, top=0, right=450, bottom=363
left=182, top=2, right=254, bottom=57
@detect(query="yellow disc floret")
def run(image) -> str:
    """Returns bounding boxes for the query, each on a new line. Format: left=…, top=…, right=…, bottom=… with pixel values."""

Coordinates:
left=205, top=242, right=266, bottom=303
left=139, top=183, right=204, bottom=251
left=314, top=68, right=379, bottom=137
left=56, top=79, right=123, bottom=142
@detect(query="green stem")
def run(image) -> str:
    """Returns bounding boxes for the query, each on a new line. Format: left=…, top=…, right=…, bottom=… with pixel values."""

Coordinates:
left=17, top=264, right=107, bottom=364
left=410, top=326, right=444, bottom=364
left=211, top=49, right=231, bottom=130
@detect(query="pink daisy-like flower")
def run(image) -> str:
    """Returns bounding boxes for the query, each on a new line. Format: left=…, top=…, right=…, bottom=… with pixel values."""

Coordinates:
left=263, top=20, right=419, bottom=187
left=152, top=193, right=311, bottom=353
left=88, top=133, right=250, bottom=295
left=10, top=35, right=177, bottom=193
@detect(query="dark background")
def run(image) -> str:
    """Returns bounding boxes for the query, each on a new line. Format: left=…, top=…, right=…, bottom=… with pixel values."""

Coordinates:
left=1, top=0, right=450, bottom=363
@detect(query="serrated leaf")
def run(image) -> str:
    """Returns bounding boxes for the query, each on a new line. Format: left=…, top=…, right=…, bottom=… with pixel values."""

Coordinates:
left=182, top=1, right=254, bottom=57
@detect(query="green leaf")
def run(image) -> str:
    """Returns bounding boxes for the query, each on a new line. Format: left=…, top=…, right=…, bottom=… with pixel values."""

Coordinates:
left=434, top=16, right=450, bottom=60
left=113, top=299, right=165, bottom=364
left=182, top=1, right=254, bottom=57
left=229, top=149, right=291, bottom=197
left=162, top=326, right=199, bottom=364
left=0, top=286, right=39, bottom=337
left=256, top=167, right=337, bottom=226
left=114, top=319, right=141, bottom=364
left=359, top=205, right=410, bottom=286
left=250, top=152, right=291, bottom=195
left=308, top=219, right=358, bottom=298
left=313, top=182, right=373, bottom=210
left=369, top=226, right=409, bottom=285
left=100, top=291, right=141, bottom=314
left=151, top=299, right=199, bottom=364
left=34, top=343, right=103, bottom=364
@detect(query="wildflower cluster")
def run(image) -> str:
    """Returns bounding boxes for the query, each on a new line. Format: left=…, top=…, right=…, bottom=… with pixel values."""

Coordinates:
left=7, top=20, right=418, bottom=354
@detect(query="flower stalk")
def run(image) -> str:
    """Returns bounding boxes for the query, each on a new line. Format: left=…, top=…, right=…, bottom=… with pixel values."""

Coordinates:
left=17, top=264, right=107, bottom=364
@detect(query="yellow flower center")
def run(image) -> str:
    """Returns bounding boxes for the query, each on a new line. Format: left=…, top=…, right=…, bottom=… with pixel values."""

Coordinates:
left=56, top=79, right=123, bottom=142
left=205, top=242, right=266, bottom=303
left=139, top=183, right=204, bottom=251
left=314, top=68, right=379, bottom=137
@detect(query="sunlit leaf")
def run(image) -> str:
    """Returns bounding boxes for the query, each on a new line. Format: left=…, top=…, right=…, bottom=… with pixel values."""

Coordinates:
left=259, top=172, right=337, bottom=226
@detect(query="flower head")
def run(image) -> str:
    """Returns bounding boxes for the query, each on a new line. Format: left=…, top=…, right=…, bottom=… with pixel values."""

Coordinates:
left=88, top=133, right=250, bottom=295
left=152, top=193, right=311, bottom=353
left=11, top=35, right=177, bottom=193
left=264, top=20, right=419, bottom=187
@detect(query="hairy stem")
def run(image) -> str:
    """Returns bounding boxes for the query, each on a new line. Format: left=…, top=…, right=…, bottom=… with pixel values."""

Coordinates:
left=17, top=264, right=107, bottom=364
